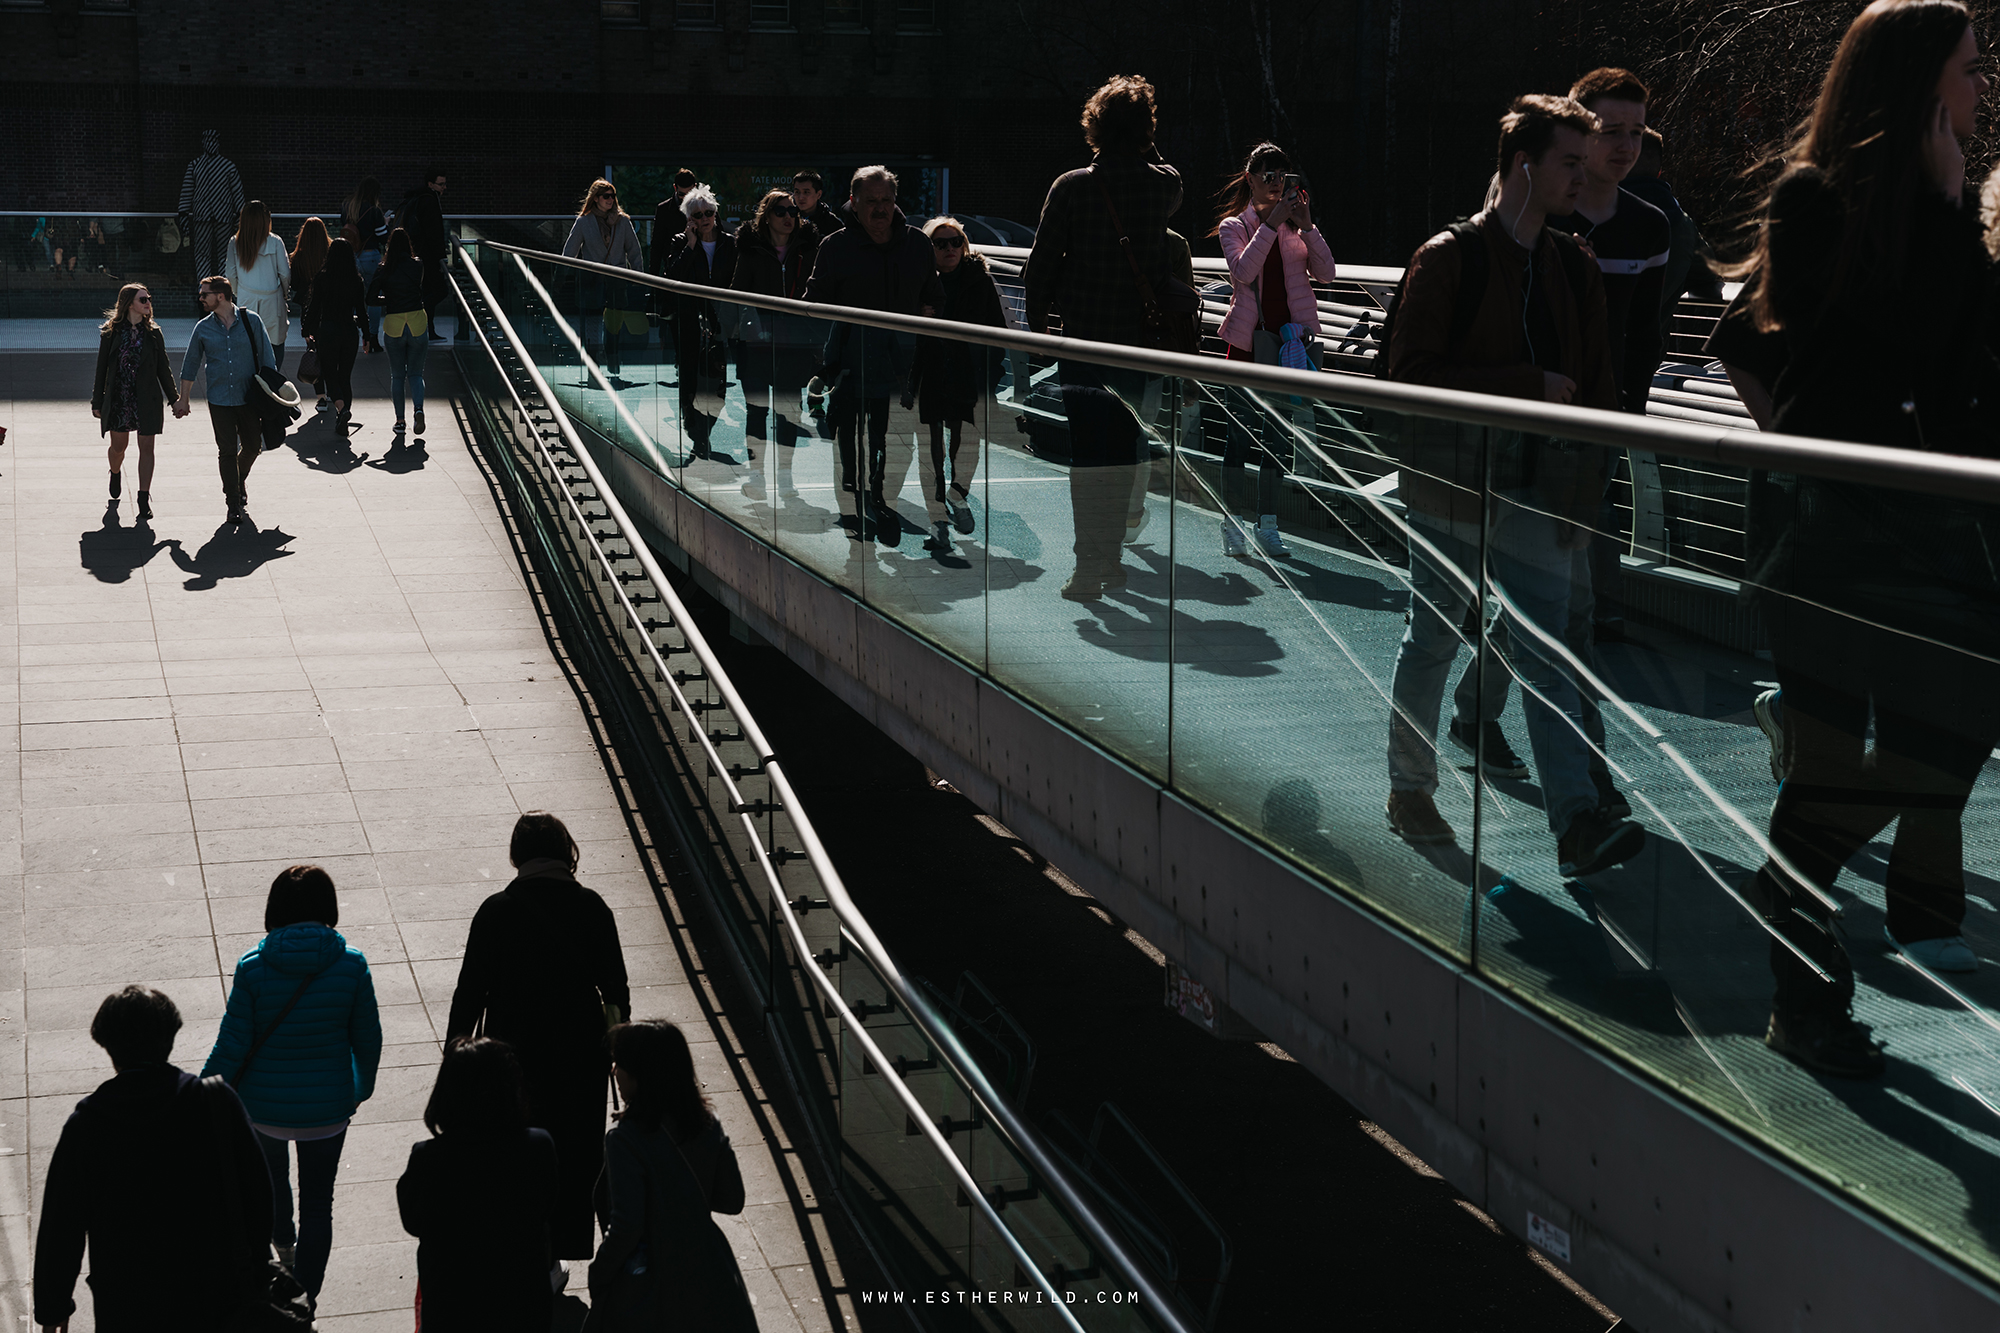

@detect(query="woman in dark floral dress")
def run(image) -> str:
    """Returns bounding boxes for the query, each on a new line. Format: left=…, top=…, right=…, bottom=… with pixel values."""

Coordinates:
left=91, top=283, right=178, bottom=519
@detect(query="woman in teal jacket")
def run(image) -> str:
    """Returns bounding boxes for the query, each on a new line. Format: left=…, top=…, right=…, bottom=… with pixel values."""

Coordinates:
left=203, top=864, right=383, bottom=1311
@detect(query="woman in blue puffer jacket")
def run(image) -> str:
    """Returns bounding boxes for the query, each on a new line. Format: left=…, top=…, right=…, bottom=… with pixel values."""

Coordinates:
left=203, top=864, right=383, bottom=1311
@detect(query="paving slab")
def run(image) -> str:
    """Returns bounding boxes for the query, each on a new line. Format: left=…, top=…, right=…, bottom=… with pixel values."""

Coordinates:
left=2, top=346, right=853, bottom=1330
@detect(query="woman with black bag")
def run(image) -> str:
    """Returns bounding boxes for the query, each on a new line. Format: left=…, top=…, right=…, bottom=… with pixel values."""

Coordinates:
left=445, top=812, right=630, bottom=1295
left=584, top=1021, right=754, bottom=1332
left=91, top=283, right=177, bottom=519
left=728, top=187, right=821, bottom=496
left=304, top=238, right=368, bottom=428
left=201, top=865, right=384, bottom=1315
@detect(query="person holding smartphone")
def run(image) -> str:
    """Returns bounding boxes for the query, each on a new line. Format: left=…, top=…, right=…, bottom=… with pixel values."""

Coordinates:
left=1211, top=143, right=1335, bottom=558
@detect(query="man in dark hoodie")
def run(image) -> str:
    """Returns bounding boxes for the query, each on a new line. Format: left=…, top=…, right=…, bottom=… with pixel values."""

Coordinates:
left=804, top=164, right=942, bottom=544
left=34, top=986, right=273, bottom=1332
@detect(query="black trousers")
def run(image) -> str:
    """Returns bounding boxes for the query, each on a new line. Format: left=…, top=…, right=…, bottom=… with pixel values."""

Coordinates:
left=832, top=388, right=891, bottom=499
left=1763, top=597, right=2000, bottom=1014
left=318, top=327, right=359, bottom=404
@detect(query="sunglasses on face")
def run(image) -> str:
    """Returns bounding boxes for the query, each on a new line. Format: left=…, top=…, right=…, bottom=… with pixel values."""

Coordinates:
left=133, top=295, right=152, bottom=304
left=768, top=204, right=800, bottom=218
left=599, top=193, right=618, bottom=202
left=689, top=209, right=716, bottom=220
left=931, top=235, right=964, bottom=250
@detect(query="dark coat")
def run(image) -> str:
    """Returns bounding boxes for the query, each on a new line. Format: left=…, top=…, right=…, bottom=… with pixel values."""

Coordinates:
left=803, top=198, right=842, bottom=240
left=305, top=265, right=368, bottom=345
left=802, top=201, right=942, bottom=315
left=445, top=869, right=630, bottom=1257
left=92, top=322, right=177, bottom=436
left=728, top=217, right=819, bottom=301
left=401, top=187, right=448, bottom=266
left=399, top=1127, right=559, bottom=1333
left=1748, top=165, right=2000, bottom=639
left=366, top=253, right=427, bottom=315
left=729, top=218, right=824, bottom=367
left=651, top=195, right=686, bottom=274
left=585, top=1117, right=755, bottom=1333
left=1023, top=150, right=1183, bottom=346
left=666, top=230, right=738, bottom=348
left=34, top=1066, right=273, bottom=1332
left=908, top=254, right=1009, bottom=425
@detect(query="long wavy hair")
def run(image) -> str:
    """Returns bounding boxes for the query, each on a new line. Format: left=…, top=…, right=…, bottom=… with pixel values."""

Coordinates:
left=1210, top=142, right=1291, bottom=237
left=234, top=200, right=271, bottom=270
left=291, top=217, right=330, bottom=293
left=1733, top=0, right=1974, bottom=328
left=608, top=1021, right=711, bottom=1142
left=99, top=283, right=157, bottom=336
left=577, top=178, right=628, bottom=247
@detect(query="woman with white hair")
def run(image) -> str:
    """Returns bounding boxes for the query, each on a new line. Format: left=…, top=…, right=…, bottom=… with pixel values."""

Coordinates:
left=665, top=184, right=737, bottom=459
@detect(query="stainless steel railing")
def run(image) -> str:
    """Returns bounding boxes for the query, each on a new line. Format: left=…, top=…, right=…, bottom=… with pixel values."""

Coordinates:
left=451, top=244, right=1201, bottom=1333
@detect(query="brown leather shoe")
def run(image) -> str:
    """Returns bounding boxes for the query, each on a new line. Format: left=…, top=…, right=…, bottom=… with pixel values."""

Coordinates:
left=1386, top=790, right=1456, bottom=845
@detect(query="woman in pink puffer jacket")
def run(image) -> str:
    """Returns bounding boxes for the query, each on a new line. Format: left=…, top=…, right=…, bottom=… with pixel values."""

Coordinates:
left=1211, top=142, right=1336, bottom=557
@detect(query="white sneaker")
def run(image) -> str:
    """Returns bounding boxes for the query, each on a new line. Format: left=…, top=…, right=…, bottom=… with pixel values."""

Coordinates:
left=1253, top=514, right=1291, bottom=558
left=1124, top=506, right=1151, bottom=545
left=1221, top=515, right=1248, bottom=557
left=926, top=520, right=954, bottom=556
left=1884, top=926, right=1979, bottom=972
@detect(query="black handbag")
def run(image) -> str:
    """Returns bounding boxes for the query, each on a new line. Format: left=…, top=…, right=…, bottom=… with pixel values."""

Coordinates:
left=1094, top=173, right=1201, bottom=355
left=245, top=314, right=300, bottom=449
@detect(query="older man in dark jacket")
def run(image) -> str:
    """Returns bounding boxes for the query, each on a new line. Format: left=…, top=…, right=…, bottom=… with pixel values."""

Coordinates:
left=804, top=165, right=943, bottom=543
left=34, top=987, right=274, bottom=1332
left=1023, top=76, right=1183, bottom=600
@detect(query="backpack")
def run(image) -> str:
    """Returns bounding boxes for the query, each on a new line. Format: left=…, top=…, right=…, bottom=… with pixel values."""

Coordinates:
left=1372, top=217, right=1592, bottom=378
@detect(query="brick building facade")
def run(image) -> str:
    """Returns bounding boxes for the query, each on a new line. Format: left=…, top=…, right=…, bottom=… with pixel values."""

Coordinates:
left=2, top=0, right=1584, bottom=265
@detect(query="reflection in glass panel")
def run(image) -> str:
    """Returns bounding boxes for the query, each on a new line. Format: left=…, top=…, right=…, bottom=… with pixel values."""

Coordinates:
left=1165, top=385, right=1480, bottom=954
left=1470, top=425, right=2000, bottom=1283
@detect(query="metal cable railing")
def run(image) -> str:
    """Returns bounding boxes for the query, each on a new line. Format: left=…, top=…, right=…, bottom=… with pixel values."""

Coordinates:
left=449, top=245, right=1205, bottom=1333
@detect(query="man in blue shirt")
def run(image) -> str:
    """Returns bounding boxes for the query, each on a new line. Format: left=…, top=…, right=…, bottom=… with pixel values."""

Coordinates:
left=175, top=274, right=272, bottom=523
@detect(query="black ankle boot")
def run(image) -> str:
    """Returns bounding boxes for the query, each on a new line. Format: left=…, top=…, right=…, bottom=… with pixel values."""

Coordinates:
left=136, top=491, right=152, bottom=520
left=109, top=472, right=121, bottom=499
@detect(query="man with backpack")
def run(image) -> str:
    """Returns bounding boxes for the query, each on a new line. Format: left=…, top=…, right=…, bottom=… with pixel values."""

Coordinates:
left=1379, top=93, right=1646, bottom=882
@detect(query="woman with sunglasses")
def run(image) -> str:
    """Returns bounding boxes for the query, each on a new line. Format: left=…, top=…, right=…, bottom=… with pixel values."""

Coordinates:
left=729, top=188, right=822, bottom=493
left=562, top=179, right=645, bottom=378
left=903, top=217, right=1008, bottom=555
left=91, top=283, right=177, bottom=518
left=665, top=185, right=737, bottom=458
left=1210, top=142, right=1335, bottom=558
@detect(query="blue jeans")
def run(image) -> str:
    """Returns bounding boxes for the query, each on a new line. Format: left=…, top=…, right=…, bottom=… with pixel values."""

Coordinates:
left=257, top=1128, right=346, bottom=1304
left=356, top=250, right=382, bottom=345
left=1387, top=518, right=1599, bottom=835
left=386, top=329, right=428, bottom=420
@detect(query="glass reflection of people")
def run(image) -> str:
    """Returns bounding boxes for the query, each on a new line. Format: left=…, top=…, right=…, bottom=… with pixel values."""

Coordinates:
left=1023, top=75, right=1183, bottom=601
left=561, top=179, right=645, bottom=378
left=666, top=185, right=739, bottom=459
left=728, top=188, right=823, bottom=499
left=904, top=217, right=1009, bottom=557
left=1379, top=95, right=1644, bottom=884
left=1727, top=0, right=1999, bottom=1078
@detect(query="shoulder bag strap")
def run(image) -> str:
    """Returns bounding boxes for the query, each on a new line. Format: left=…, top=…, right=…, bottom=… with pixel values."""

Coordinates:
left=1093, top=173, right=1164, bottom=317
left=233, top=965, right=325, bottom=1088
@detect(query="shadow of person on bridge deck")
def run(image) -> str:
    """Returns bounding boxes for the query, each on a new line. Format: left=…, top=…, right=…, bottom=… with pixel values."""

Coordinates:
left=287, top=411, right=370, bottom=474
left=168, top=520, right=295, bottom=591
left=364, top=437, right=428, bottom=474
left=78, top=505, right=173, bottom=583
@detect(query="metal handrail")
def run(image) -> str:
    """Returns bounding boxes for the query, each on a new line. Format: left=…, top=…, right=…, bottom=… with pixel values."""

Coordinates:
left=471, top=239, right=2000, bottom=506
left=452, top=245, right=1199, bottom=1333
